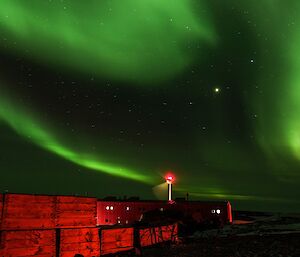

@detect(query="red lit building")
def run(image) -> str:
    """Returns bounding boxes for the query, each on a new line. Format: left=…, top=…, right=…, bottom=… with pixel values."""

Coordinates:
left=97, top=198, right=232, bottom=226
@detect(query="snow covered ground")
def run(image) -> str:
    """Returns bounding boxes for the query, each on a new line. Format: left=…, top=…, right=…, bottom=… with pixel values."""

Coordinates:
left=142, top=212, right=300, bottom=257
left=193, top=212, right=300, bottom=238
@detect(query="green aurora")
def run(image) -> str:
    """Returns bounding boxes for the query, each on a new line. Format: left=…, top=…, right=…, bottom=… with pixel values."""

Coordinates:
left=0, top=0, right=215, bottom=83
left=0, top=90, right=153, bottom=183
left=1, top=0, right=300, bottom=211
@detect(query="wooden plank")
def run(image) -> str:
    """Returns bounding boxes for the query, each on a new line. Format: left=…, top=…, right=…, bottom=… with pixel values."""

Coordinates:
left=59, top=228, right=100, bottom=257
left=55, top=217, right=96, bottom=228
left=57, top=212, right=96, bottom=218
left=2, top=246, right=55, bottom=256
left=60, top=228, right=99, bottom=243
left=56, top=196, right=97, bottom=228
left=1, top=194, right=56, bottom=230
left=101, top=228, right=133, bottom=243
left=56, top=196, right=96, bottom=204
left=1, top=194, right=97, bottom=230
left=100, top=227, right=134, bottom=255
left=3, top=219, right=55, bottom=230
left=4, top=194, right=55, bottom=204
left=0, top=229, right=56, bottom=257
left=4, top=206, right=55, bottom=218
left=60, top=242, right=100, bottom=252
left=56, top=203, right=96, bottom=212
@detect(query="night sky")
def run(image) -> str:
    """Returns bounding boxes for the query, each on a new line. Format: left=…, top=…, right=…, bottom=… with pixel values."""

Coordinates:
left=1, top=0, right=300, bottom=212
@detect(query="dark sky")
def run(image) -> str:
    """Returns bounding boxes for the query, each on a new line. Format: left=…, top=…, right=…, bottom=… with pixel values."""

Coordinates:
left=0, top=0, right=300, bottom=212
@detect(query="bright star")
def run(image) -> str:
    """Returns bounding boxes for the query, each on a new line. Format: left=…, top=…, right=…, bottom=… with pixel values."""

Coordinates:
left=214, top=87, right=220, bottom=93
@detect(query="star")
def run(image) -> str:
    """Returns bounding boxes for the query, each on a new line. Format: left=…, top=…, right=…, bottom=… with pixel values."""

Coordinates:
left=214, top=87, right=220, bottom=93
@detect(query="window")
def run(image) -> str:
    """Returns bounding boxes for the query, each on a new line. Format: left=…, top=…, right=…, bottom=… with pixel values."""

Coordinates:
left=126, top=206, right=130, bottom=211
left=105, top=206, right=109, bottom=210
left=211, top=209, right=215, bottom=214
left=110, top=206, right=114, bottom=210
left=216, top=209, right=221, bottom=214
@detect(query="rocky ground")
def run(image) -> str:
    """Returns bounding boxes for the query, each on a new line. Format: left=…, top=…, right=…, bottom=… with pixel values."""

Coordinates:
left=141, top=212, right=300, bottom=257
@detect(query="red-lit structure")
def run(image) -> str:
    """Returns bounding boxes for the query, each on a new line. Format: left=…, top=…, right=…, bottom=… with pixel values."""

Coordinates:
left=0, top=193, right=232, bottom=256
left=96, top=198, right=232, bottom=227
left=165, top=174, right=175, bottom=201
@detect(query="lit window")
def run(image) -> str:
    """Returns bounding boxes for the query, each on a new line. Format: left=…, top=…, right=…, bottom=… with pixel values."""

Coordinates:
left=126, top=206, right=130, bottom=211
left=125, top=220, right=128, bottom=224
left=110, top=206, right=114, bottom=210
left=211, top=209, right=215, bottom=214
left=106, top=206, right=109, bottom=210
left=117, top=220, right=121, bottom=224
left=216, top=209, right=221, bottom=214
left=160, top=208, right=164, bottom=211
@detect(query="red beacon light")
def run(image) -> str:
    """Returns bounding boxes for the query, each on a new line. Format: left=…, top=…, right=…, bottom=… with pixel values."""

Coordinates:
left=166, top=175, right=174, bottom=184
left=165, top=173, right=175, bottom=201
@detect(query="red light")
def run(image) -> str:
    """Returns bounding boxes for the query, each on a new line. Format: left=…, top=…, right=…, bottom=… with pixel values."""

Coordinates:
left=165, top=174, right=175, bottom=184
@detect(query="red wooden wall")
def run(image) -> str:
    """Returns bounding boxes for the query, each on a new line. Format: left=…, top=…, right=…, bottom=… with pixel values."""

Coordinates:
left=0, top=194, right=97, bottom=230
left=1, top=194, right=56, bottom=230
left=100, top=227, right=134, bottom=255
left=56, top=196, right=97, bottom=228
left=0, top=229, right=56, bottom=257
left=0, top=194, right=181, bottom=257
left=60, top=227, right=100, bottom=257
